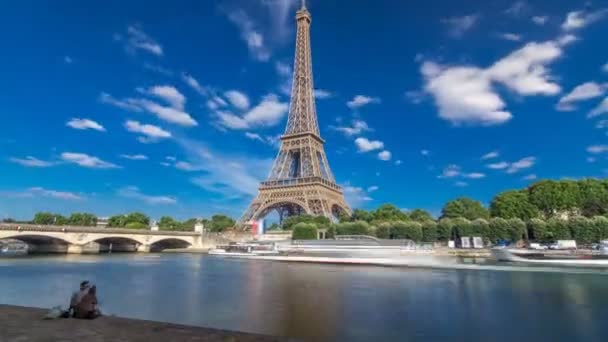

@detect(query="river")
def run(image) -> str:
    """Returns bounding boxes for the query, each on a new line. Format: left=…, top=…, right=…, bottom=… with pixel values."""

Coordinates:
left=1, top=253, right=608, bottom=341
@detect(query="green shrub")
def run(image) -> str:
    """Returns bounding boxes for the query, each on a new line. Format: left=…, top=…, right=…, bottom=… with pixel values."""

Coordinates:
left=451, top=217, right=472, bottom=239
left=569, top=216, right=593, bottom=244
left=292, top=223, right=318, bottom=240
left=489, top=218, right=509, bottom=243
left=527, top=218, right=548, bottom=242
left=125, top=222, right=147, bottom=229
left=389, top=221, right=423, bottom=241
left=592, top=216, right=608, bottom=241
left=506, top=218, right=526, bottom=242
left=437, top=218, right=453, bottom=241
left=375, top=223, right=391, bottom=239
left=421, top=220, right=438, bottom=242
left=546, top=218, right=571, bottom=240
left=334, top=221, right=371, bottom=236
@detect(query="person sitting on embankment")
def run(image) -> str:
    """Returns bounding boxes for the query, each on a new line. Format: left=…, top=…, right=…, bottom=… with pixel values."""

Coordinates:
left=68, top=280, right=90, bottom=316
left=73, top=285, right=100, bottom=319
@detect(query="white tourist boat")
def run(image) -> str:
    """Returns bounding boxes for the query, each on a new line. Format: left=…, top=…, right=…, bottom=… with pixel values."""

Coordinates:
left=208, top=242, right=280, bottom=257
left=491, top=246, right=608, bottom=268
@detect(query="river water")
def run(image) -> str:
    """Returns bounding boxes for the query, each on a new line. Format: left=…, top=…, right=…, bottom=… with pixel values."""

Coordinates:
left=1, top=254, right=608, bottom=341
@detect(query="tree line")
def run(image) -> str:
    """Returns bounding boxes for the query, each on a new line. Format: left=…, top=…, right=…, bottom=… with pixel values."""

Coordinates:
left=11, top=212, right=236, bottom=232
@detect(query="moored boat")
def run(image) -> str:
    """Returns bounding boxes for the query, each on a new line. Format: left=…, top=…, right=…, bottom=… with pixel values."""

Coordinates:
left=491, top=246, right=608, bottom=268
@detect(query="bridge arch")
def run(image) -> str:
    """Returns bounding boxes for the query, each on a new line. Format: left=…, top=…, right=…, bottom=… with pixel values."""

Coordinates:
left=2, top=234, right=73, bottom=245
left=149, top=238, right=192, bottom=252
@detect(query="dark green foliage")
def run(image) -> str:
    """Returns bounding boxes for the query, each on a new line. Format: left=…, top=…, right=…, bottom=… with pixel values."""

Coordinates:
left=107, top=212, right=150, bottom=228
left=436, top=218, right=454, bottom=241
left=592, top=216, right=608, bottom=241
left=125, top=212, right=149, bottom=226
left=527, top=218, right=549, bottom=242
left=375, top=223, right=391, bottom=239
left=292, top=223, right=318, bottom=240
left=441, top=197, right=489, bottom=220
left=545, top=218, right=571, bottom=240
left=107, top=215, right=127, bottom=227
left=334, top=221, right=371, bottom=236
left=349, top=209, right=372, bottom=223
left=506, top=218, right=526, bottom=242
left=32, top=212, right=68, bottom=225
left=470, top=219, right=489, bottom=238
left=451, top=217, right=472, bottom=239
left=125, top=222, right=147, bottom=229
left=208, top=214, right=235, bottom=232
left=372, top=204, right=408, bottom=222
left=489, top=218, right=509, bottom=243
left=178, top=218, right=199, bottom=231
left=326, top=226, right=336, bottom=239
left=282, top=215, right=330, bottom=230
left=568, top=216, right=593, bottom=244
left=158, top=216, right=180, bottom=230
left=490, top=190, right=538, bottom=220
left=67, top=213, right=97, bottom=226
left=421, top=220, right=438, bottom=242
left=393, top=221, right=422, bottom=241
left=408, top=209, right=433, bottom=222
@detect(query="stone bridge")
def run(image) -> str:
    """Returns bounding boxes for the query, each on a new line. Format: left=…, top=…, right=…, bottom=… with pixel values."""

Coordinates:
left=0, top=224, right=204, bottom=253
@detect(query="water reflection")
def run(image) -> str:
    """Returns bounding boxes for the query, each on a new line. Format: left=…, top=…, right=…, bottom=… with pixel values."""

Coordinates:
left=1, top=254, right=608, bottom=341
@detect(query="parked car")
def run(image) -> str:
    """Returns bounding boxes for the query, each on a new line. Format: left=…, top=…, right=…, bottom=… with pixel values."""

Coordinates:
left=529, top=243, right=548, bottom=250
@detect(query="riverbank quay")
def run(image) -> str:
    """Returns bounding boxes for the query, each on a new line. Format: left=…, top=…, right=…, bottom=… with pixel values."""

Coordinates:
left=0, top=305, right=296, bottom=342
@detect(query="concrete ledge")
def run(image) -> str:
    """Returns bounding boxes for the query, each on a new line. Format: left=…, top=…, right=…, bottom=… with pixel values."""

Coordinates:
left=0, top=305, right=294, bottom=342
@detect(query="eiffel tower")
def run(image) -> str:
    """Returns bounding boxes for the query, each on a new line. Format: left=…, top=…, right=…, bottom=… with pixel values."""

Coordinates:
left=240, top=2, right=351, bottom=227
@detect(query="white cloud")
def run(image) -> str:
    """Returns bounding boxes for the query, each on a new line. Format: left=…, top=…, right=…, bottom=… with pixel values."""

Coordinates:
left=275, top=61, right=291, bottom=77
left=603, top=62, right=608, bottom=73
left=524, top=174, right=537, bottom=180
left=147, top=85, right=186, bottom=110
left=118, top=186, right=176, bottom=205
left=421, top=149, right=430, bottom=156
left=216, top=94, right=288, bottom=130
left=589, top=97, right=608, bottom=118
left=463, top=172, right=486, bottom=179
left=314, top=89, right=333, bottom=99
left=133, top=98, right=197, bottom=126
left=438, top=164, right=461, bottom=178
left=501, top=33, right=522, bottom=42
left=245, top=132, right=264, bottom=142
left=124, top=120, right=171, bottom=143
left=61, top=152, right=119, bottom=169
left=355, top=137, right=384, bottom=152
left=395, top=160, right=402, bottom=165
left=587, top=145, right=608, bottom=154
left=405, top=90, right=425, bottom=104
left=343, top=184, right=373, bottom=208
left=505, top=1, right=529, bottom=17
left=557, top=34, right=578, bottom=46
left=120, top=25, right=163, bottom=56
left=99, top=92, right=143, bottom=112
left=120, top=154, right=148, bottom=160
left=421, top=39, right=564, bottom=125
left=224, top=90, right=250, bottom=110
left=347, top=95, right=380, bottom=109
left=557, top=82, right=606, bottom=111
left=143, top=63, right=173, bottom=76
left=332, top=120, right=371, bottom=136
left=9, top=156, right=54, bottom=168
left=481, top=151, right=499, bottom=160
left=6, top=187, right=82, bottom=200
left=378, top=150, right=392, bottom=161
left=66, top=118, right=106, bottom=132
left=226, top=10, right=270, bottom=61
left=181, top=73, right=207, bottom=95
left=455, top=181, right=469, bottom=187
left=506, top=156, right=536, bottom=173
left=562, top=9, right=608, bottom=31
left=165, top=156, right=176, bottom=161
left=532, top=16, right=548, bottom=25
left=441, top=14, right=479, bottom=37
left=487, top=161, right=509, bottom=169
left=367, top=186, right=379, bottom=192
left=174, top=161, right=203, bottom=172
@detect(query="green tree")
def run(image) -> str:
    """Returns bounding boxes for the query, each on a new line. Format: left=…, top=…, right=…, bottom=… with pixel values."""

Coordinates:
left=470, top=218, right=489, bottom=240
left=282, top=215, right=330, bottom=230
left=408, top=209, right=433, bottom=222
left=208, top=214, right=235, bottom=232
left=506, top=218, right=526, bottom=242
left=292, top=223, right=318, bottom=240
left=125, top=212, right=149, bottom=226
left=375, top=223, right=391, bottom=239
left=489, top=217, right=509, bottom=243
left=33, top=212, right=55, bottom=225
left=125, top=222, right=147, bottom=229
left=528, top=180, right=581, bottom=218
left=334, top=221, right=371, bottom=236
left=421, top=220, right=438, bottom=242
left=591, top=216, right=608, bottom=241
left=158, top=216, right=180, bottom=230
left=451, top=217, right=472, bottom=239
left=578, top=179, right=608, bottom=217
left=568, top=216, right=594, bottom=244
left=490, top=190, right=538, bottom=220
left=437, top=218, right=454, bottom=241
left=527, top=218, right=549, bottom=242
left=350, top=209, right=372, bottom=223
left=68, top=212, right=97, bottom=226
left=441, top=197, right=489, bottom=220
left=107, top=214, right=127, bottom=227
left=179, top=218, right=199, bottom=231
left=372, top=204, right=408, bottom=222
left=546, top=218, right=571, bottom=240
left=389, top=221, right=423, bottom=241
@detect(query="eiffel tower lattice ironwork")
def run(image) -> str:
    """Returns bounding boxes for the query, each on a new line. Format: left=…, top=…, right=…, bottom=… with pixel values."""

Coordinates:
left=239, top=3, right=351, bottom=226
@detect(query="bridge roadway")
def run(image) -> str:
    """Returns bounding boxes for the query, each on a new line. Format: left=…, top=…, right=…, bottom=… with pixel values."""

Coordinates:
left=0, top=224, right=204, bottom=253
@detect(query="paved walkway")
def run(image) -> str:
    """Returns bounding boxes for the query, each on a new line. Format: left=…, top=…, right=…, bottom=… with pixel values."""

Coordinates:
left=0, top=305, right=294, bottom=342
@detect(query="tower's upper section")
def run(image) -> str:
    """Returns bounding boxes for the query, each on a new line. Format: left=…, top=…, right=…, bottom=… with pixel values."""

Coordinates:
left=283, top=2, right=320, bottom=139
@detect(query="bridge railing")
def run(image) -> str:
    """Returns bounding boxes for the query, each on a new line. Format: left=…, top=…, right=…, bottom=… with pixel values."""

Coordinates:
left=0, top=223, right=200, bottom=236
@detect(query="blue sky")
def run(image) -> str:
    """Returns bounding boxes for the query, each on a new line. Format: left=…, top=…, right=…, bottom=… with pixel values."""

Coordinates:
left=2, top=0, right=608, bottom=220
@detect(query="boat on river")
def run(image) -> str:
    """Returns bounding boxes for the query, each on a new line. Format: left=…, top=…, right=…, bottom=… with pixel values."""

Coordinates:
left=0, top=240, right=28, bottom=257
left=208, top=242, right=280, bottom=256
left=491, top=246, right=608, bottom=268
